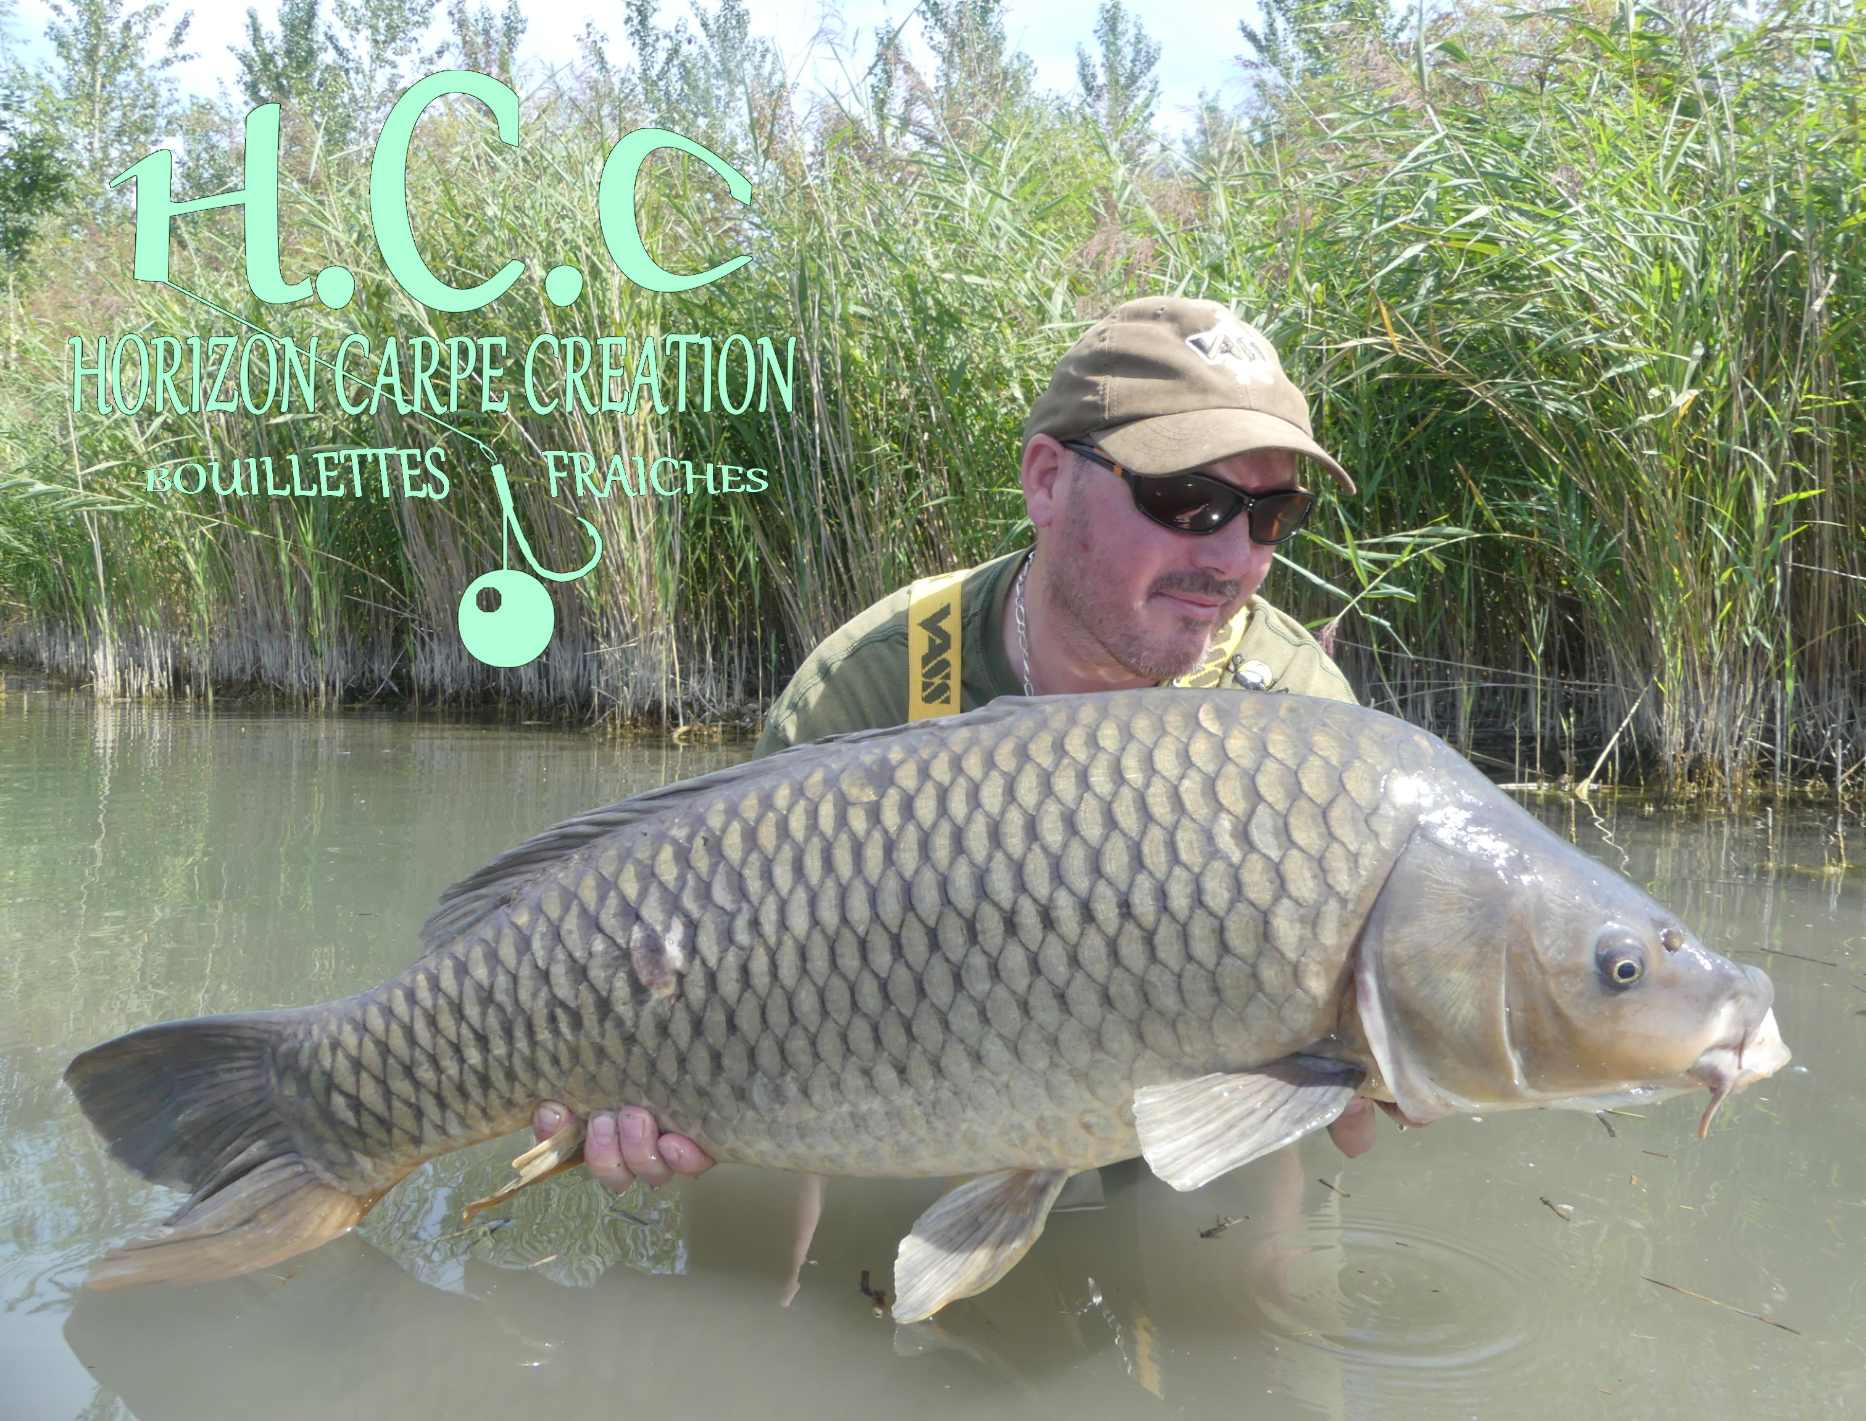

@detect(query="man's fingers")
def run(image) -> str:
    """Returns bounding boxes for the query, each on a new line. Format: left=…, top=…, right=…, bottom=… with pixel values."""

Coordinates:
left=659, top=1133, right=717, bottom=1177
left=618, top=1107, right=674, bottom=1188
left=531, top=1101, right=711, bottom=1189
left=533, top=1101, right=569, bottom=1143
left=1327, top=1098, right=1378, bottom=1158
left=583, top=1111, right=638, bottom=1194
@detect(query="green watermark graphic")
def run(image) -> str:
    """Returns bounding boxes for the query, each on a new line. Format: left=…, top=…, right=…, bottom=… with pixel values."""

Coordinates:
left=86, top=69, right=794, bottom=671
left=154, top=277, right=606, bottom=670
left=110, top=72, right=752, bottom=311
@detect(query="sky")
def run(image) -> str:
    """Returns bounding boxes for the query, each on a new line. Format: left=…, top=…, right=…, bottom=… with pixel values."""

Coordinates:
left=7, top=0, right=1265, bottom=132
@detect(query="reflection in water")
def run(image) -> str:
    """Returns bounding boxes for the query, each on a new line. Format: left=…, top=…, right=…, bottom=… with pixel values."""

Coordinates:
left=5, top=689, right=1865, bottom=1420
left=65, top=1161, right=1335, bottom=1421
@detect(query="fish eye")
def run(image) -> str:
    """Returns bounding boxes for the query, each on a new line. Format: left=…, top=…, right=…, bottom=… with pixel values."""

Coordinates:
left=1595, top=931, right=1647, bottom=989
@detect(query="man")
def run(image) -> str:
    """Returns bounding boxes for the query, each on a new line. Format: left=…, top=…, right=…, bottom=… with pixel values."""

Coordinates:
left=534, top=296, right=1380, bottom=1190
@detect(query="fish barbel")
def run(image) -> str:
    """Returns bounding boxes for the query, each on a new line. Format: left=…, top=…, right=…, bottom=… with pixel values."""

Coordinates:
left=66, top=691, right=1790, bottom=1319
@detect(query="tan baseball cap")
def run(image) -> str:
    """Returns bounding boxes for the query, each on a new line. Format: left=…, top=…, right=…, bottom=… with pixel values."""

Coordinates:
left=1023, top=296, right=1354, bottom=492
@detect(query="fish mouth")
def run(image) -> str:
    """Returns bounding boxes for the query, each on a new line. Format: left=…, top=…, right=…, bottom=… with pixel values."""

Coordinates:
left=1689, top=985, right=1791, bottom=1138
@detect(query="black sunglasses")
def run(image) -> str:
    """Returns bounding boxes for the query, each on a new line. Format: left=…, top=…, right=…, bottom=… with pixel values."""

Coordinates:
left=1062, top=441, right=1314, bottom=545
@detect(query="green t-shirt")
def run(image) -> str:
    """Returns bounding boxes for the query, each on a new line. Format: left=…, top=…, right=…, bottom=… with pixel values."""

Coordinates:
left=754, top=550, right=1357, bottom=757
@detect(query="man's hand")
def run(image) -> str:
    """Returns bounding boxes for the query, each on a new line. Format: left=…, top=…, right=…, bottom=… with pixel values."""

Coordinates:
left=532, top=1102, right=715, bottom=1191
left=1326, top=1098, right=1378, bottom=1158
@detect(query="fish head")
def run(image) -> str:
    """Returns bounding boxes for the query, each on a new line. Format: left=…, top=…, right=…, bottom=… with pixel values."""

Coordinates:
left=1352, top=788, right=1789, bottom=1135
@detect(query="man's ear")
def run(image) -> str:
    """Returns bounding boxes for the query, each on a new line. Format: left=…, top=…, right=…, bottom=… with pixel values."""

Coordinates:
left=1021, top=435, right=1070, bottom=530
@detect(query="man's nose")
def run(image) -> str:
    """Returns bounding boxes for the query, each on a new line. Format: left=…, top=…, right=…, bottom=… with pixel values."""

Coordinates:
left=1191, top=517, right=1273, bottom=585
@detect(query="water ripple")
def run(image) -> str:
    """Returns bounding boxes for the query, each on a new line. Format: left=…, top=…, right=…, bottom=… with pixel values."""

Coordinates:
left=1256, top=1204, right=1566, bottom=1407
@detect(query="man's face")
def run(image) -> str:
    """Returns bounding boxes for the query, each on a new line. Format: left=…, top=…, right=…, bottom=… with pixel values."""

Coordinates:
left=1038, top=440, right=1305, bottom=682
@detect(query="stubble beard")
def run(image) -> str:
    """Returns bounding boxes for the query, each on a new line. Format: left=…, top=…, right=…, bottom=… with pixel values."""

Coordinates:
left=1050, top=479, right=1245, bottom=682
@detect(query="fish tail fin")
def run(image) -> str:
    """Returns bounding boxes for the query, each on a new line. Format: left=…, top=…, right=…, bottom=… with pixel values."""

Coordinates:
left=81, top=1157, right=373, bottom=1290
left=64, top=1011, right=393, bottom=1290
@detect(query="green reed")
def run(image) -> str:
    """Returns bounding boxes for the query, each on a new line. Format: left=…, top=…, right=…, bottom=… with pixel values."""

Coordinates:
left=1155, top=0, right=1865, bottom=790
left=0, top=0, right=1859, bottom=792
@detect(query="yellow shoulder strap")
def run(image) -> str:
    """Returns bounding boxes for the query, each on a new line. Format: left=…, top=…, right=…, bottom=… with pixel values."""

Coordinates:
left=1171, top=604, right=1255, bottom=690
left=906, top=567, right=969, bottom=719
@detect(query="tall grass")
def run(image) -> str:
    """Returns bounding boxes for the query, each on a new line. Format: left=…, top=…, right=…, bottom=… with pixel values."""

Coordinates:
left=0, top=0, right=1859, bottom=793
left=1159, top=0, right=1866, bottom=790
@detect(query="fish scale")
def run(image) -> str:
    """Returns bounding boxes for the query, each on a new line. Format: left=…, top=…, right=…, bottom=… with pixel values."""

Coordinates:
left=68, top=687, right=1786, bottom=1311
left=253, top=691, right=1419, bottom=1190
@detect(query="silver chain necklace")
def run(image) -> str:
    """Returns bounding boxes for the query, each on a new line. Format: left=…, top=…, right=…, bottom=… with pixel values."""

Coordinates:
left=1013, top=551, right=1034, bottom=695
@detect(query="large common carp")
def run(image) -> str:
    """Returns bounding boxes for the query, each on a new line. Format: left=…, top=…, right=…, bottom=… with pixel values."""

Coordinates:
left=67, top=691, right=1789, bottom=1320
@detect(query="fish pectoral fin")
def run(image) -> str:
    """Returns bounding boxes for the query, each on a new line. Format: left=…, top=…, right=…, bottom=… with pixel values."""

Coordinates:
left=891, top=1167, right=1071, bottom=1324
left=1135, top=1056, right=1366, bottom=1191
left=461, top=1119, right=587, bottom=1224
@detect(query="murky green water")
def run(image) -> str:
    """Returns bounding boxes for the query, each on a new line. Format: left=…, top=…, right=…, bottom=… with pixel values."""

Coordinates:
left=2, top=687, right=1859, bottom=1420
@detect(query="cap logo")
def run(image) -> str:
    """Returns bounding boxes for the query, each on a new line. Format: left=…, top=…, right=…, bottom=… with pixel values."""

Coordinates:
left=1186, top=319, right=1278, bottom=387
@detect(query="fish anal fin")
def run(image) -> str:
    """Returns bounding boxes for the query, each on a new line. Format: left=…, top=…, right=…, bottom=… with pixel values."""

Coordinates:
left=1135, top=1056, right=1366, bottom=1191
left=891, top=1168, right=1071, bottom=1323
left=461, top=1118, right=587, bottom=1224
left=85, top=1155, right=383, bottom=1291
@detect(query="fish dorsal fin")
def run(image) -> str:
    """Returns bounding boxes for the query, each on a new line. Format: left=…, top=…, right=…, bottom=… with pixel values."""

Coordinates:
left=892, top=1168, right=1072, bottom=1323
left=417, top=717, right=958, bottom=953
left=1134, top=1056, right=1365, bottom=1191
